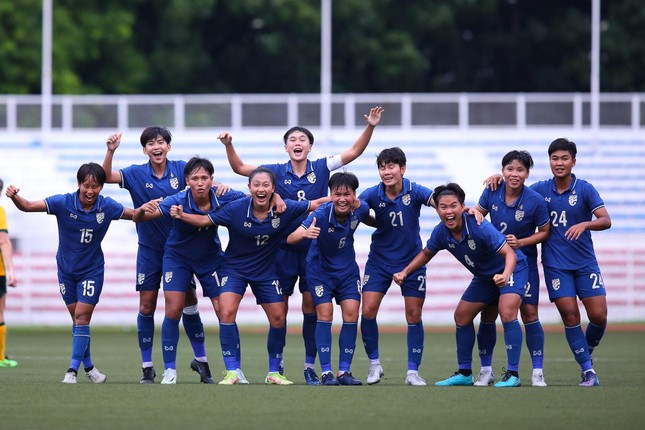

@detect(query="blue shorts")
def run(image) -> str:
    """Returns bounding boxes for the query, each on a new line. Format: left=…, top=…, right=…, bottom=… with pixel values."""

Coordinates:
left=136, top=245, right=164, bottom=291
left=362, top=258, right=427, bottom=299
left=219, top=273, right=284, bottom=304
left=543, top=264, right=606, bottom=301
left=461, top=265, right=527, bottom=305
left=275, top=249, right=308, bottom=296
left=162, top=253, right=218, bottom=298
left=58, top=267, right=104, bottom=306
left=307, top=265, right=361, bottom=307
left=521, top=261, right=541, bottom=306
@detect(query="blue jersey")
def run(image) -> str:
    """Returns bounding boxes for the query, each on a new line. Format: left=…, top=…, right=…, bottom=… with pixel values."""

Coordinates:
left=44, top=192, right=125, bottom=276
left=208, top=197, right=311, bottom=279
left=478, top=183, right=549, bottom=265
left=426, top=213, right=527, bottom=279
left=302, top=201, right=370, bottom=277
left=263, top=157, right=340, bottom=252
left=159, top=186, right=245, bottom=263
left=530, top=174, right=605, bottom=269
left=360, top=178, right=433, bottom=269
left=120, top=160, right=186, bottom=250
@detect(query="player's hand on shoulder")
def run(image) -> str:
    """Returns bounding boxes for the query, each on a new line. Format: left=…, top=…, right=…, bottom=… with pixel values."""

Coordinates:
left=170, top=204, right=184, bottom=219
left=483, top=174, right=503, bottom=190
left=467, top=207, right=484, bottom=224
left=218, top=132, right=233, bottom=146
left=271, top=193, right=286, bottom=214
left=214, top=182, right=232, bottom=197
left=365, top=106, right=384, bottom=127
left=106, top=132, right=122, bottom=151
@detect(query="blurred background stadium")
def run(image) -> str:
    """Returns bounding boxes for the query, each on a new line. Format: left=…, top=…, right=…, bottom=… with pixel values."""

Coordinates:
left=1, top=0, right=643, bottom=326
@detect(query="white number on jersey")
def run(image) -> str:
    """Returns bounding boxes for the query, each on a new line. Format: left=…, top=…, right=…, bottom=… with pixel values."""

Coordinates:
left=297, top=190, right=306, bottom=201
left=80, top=228, right=93, bottom=243
left=417, top=275, right=426, bottom=292
left=590, top=273, right=604, bottom=290
left=255, top=235, right=269, bottom=246
left=389, top=211, right=404, bottom=227
left=550, top=210, right=568, bottom=227
left=82, top=280, right=95, bottom=297
left=338, top=237, right=346, bottom=249
left=464, top=255, right=475, bottom=268
left=499, top=221, right=508, bottom=234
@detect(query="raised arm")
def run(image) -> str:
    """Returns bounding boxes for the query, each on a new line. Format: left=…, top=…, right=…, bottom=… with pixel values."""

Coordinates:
left=339, top=106, right=384, bottom=165
left=170, top=205, right=213, bottom=228
left=287, top=217, right=320, bottom=245
left=393, top=248, right=435, bottom=285
left=102, top=133, right=124, bottom=184
left=5, top=186, right=47, bottom=212
left=218, top=132, right=257, bottom=177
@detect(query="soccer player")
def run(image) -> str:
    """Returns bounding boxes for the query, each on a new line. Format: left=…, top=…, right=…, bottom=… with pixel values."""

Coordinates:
left=102, top=127, right=213, bottom=384
left=287, top=172, right=369, bottom=385
left=5, top=163, right=134, bottom=383
left=217, top=105, right=383, bottom=384
left=358, top=147, right=435, bottom=386
left=393, top=183, right=527, bottom=388
left=133, top=157, right=246, bottom=384
left=473, top=150, right=550, bottom=387
left=174, top=167, right=326, bottom=385
left=0, top=178, right=18, bottom=368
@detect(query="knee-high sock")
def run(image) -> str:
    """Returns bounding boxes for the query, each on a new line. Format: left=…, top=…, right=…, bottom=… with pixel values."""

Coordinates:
left=456, top=323, right=475, bottom=370
left=137, top=312, right=155, bottom=365
left=234, top=322, right=241, bottom=369
left=407, top=321, right=424, bottom=371
left=565, top=324, right=593, bottom=372
left=0, top=323, right=6, bottom=360
left=316, top=321, right=333, bottom=373
left=502, top=319, right=522, bottom=372
left=524, top=320, right=545, bottom=369
left=267, top=325, right=286, bottom=373
left=477, top=321, right=496, bottom=368
left=70, top=325, right=90, bottom=372
left=361, top=316, right=379, bottom=360
left=585, top=322, right=606, bottom=356
left=161, top=317, right=180, bottom=370
left=182, top=306, right=206, bottom=360
left=219, top=322, right=237, bottom=371
left=339, top=322, right=358, bottom=373
left=303, top=313, right=317, bottom=365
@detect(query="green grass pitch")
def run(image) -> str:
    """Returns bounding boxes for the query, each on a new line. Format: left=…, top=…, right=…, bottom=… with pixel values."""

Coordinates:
left=1, top=326, right=644, bottom=430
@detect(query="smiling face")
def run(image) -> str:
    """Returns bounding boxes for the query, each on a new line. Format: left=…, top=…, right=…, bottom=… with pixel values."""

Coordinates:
left=378, top=162, right=406, bottom=188
left=186, top=167, right=213, bottom=200
left=549, top=149, right=576, bottom=180
left=331, top=185, right=356, bottom=219
left=143, top=134, right=171, bottom=166
left=436, top=193, right=464, bottom=233
left=502, top=159, right=530, bottom=192
left=78, top=176, right=103, bottom=210
left=284, top=130, right=312, bottom=162
left=249, top=172, right=275, bottom=208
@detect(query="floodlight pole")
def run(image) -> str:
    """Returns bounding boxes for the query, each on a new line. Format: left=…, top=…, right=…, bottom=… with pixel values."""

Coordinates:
left=321, top=0, right=332, bottom=150
left=42, top=0, right=53, bottom=147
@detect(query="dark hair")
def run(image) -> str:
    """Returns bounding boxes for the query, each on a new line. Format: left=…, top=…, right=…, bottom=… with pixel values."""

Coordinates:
left=548, top=137, right=577, bottom=159
left=184, top=156, right=214, bottom=177
left=501, top=150, right=534, bottom=170
left=328, top=172, right=359, bottom=192
left=432, top=182, right=465, bottom=206
left=140, top=126, right=172, bottom=147
left=76, top=163, right=106, bottom=186
left=283, top=126, right=314, bottom=146
left=376, top=147, right=406, bottom=167
left=249, top=167, right=276, bottom=185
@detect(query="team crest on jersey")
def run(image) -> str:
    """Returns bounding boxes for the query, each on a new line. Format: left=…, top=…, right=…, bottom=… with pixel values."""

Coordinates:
left=314, top=285, right=324, bottom=297
left=271, top=217, right=281, bottom=229
left=402, top=194, right=411, bottom=206
left=138, top=273, right=145, bottom=285
left=164, top=271, right=173, bottom=283
left=307, top=172, right=317, bottom=184
left=96, top=212, right=105, bottom=224
left=551, top=278, right=560, bottom=291
left=569, top=192, right=578, bottom=206
left=515, top=209, right=525, bottom=222
left=468, top=239, right=476, bottom=250
left=170, top=177, right=179, bottom=190
left=350, top=218, right=358, bottom=230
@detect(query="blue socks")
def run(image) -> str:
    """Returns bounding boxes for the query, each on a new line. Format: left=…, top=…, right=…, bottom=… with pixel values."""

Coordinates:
left=525, top=320, right=545, bottom=369
left=303, top=313, right=317, bottom=365
left=585, top=322, right=606, bottom=356
left=502, top=319, right=522, bottom=372
left=477, top=321, right=497, bottom=367
left=455, top=323, right=475, bottom=370
left=565, top=324, right=593, bottom=371
left=182, top=306, right=206, bottom=359
left=219, top=322, right=238, bottom=371
left=407, top=322, right=424, bottom=372
left=339, top=322, right=358, bottom=373
left=70, top=325, right=90, bottom=372
left=267, top=325, right=286, bottom=373
left=316, top=321, right=333, bottom=373
left=137, top=312, right=155, bottom=364
left=361, top=316, right=379, bottom=360
left=161, top=316, right=180, bottom=370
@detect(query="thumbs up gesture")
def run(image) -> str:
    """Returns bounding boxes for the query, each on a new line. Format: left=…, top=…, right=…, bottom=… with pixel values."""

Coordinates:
left=304, top=217, right=320, bottom=239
